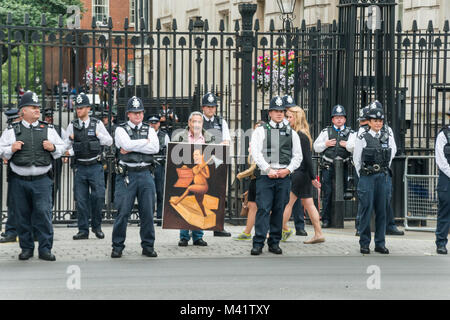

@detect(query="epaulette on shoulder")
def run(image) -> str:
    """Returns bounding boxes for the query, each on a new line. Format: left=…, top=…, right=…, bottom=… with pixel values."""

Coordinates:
left=38, top=120, right=53, bottom=128
left=90, top=117, right=99, bottom=123
left=358, top=130, right=368, bottom=140
left=119, top=122, right=128, bottom=127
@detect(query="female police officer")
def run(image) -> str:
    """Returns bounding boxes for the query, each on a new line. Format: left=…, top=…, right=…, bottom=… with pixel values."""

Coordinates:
left=353, top=107, right=396, bottom=254
left=435, top=109, right=450, bottom=255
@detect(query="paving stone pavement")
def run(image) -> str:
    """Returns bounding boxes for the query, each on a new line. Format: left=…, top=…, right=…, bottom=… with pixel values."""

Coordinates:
left=0, top=222, right=442, bottom=262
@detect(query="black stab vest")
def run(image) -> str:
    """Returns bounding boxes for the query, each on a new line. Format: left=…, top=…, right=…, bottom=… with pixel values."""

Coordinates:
left=118, top=123, right=154, bottom=164
left=72, top=118, right=102, bottom=160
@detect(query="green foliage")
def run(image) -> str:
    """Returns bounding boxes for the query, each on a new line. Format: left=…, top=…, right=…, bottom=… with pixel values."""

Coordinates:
left=0, top=0, right=85, bottom=27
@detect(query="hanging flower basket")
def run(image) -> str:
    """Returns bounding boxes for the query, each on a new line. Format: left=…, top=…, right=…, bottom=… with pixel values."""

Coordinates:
left=84, top=61, right=130, bottom=90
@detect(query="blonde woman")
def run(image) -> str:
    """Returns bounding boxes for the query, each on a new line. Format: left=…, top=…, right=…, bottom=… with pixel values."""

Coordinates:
left=234, top=121, right=265, bottom=240
left=282, top=106, right=325, bottom=244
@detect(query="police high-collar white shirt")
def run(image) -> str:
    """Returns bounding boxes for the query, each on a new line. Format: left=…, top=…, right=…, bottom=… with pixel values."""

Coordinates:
left=250, top=120, right=302, bottom=174
left=353, top=128, right=397, bottom=177
left=65, top=116, right=113, bottom=158
left=202, top=114, right=231, bottom=143
left=0, top=119, right=65, bottom=176
left=313, top=124, right=355, bottom=154
left=436, top=128, right=450, bottom=179
left=114, top=120, right=159, bottom=167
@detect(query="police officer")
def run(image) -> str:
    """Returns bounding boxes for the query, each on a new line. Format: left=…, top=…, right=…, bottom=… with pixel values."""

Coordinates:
left=111, top=96, right=159, bottom=258
left=0, top=108, right=22, bottom=243
left=313, top=105, right=355, bottom=228
left=159, top=102, right=179, bottom=137
left=435, top=109, right=450, bottom=255
left=0, top=91, right=65, bottom=261
left=65, top=93, right=113, bottom=240
left=353, top=107, right=395, bottom=254
left=148, top=115, right=170, bottom=227
left=201, top=92, right=233, bottom=237
left=250, top=96, right=302, bottom=255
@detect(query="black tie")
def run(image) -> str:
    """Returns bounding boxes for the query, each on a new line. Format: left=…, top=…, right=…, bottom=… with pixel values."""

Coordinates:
left=375, top=132, right=380, bottom=139
left=276, top=123, right=280, bottom=129
left=82, top=122, right=85, bottom=129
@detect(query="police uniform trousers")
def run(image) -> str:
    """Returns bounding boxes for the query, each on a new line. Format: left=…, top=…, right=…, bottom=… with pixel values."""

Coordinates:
left=253, top=175, right=291, bottom=248
left=154, top=162, right=165, bottom=223
left=10, top=174, right=53, bottom=254
left=112, top=170, right=156, bottom=252
left=74, top=163, right=105, bottom=234
left=4, top=182, right=18, bottom=238
left=355, top=172, right=397, bottom=233
left=358, top=172, right=388, bottom=248
left=321, top=163, right=349, bottom=225
left=436, top=171, right=450, bottom=248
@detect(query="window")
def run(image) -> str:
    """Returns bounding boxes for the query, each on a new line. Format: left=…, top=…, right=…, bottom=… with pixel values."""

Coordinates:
left=130, top=0, right=136, bottom=25
left=92, top=0, right=109, bottom=26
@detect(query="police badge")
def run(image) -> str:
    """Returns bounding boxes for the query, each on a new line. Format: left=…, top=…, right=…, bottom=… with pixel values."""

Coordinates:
left=32, top=93, right=39, bottom=103
left=276, top=97, right=283, bottom=106
left=76, top=95, right=83, bottom=104
left=208, top=94, right=215, bottom=104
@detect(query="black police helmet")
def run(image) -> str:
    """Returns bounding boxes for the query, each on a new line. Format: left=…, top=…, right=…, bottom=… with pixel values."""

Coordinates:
left=75, top=93, right=91, bottom=109
left=331, top=104, right=346, bottom=117
left=44, top=109, right=54, bottom=118
left=369, top=100, right=383, bottom=110
left=282, top=95, right=296, bottom=108
left=127, top=96, right=144, bottom=113
left=367, top=107, right=385, bottom=120
left=148, top=115, right=161, bottom=124
left=5, top=108, right=20, bottom=120
left=357, top=106, right=370, bottom=121
left=202, top=92, right=218, bottom=107
left=18, top=91, right=40, bottom=109
left=269, top=96, right=285, bottom=111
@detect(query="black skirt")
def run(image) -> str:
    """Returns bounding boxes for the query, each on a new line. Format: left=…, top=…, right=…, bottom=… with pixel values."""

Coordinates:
left=291, top=170, right=313, bottom=199
left=248, top=179, right=256, bottom=202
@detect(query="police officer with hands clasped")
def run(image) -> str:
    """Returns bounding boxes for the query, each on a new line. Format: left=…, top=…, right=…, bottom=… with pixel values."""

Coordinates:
left=111, top=96, right=159, bottom=258
left=313, top=105, right=355, bottom=228
left=353, top=107, right=396, bottom=254
left=250, top=96, right=303, bottom=256
left=435, top=108, right=450, bottom=255
left=0, top=91, right=65, bottom=261
left=65, top=93, right=113, bottom=240
left=148, top=115, right=170, bottom=227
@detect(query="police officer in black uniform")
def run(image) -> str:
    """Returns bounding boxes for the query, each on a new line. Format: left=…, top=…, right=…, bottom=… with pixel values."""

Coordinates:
left=111, top=96, right=159, bottom=258
left=201, top=92, right=233, bottom=237
left=0, top=91, right=65, bottom=261
left=250, top=96, right=303, bottom=255
left=65, top=93, right=113, bottom=240
left=435, top=109, right=450, bottom=255
left=159, top=102, right=179, bottom=138
left=313, top=105, right=355, bottom=228
left=148, top=115, right=170, bottom=227
left=0, top=108, right=22, bottom=243
left=353, top=107, right=395, bottom=254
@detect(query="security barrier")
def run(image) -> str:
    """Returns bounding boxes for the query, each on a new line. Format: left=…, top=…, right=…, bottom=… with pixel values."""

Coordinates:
left=403, top=156, right=438, bottom=232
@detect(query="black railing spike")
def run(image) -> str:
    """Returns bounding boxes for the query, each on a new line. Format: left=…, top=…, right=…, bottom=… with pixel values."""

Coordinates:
left=172, top=18, right=177, bottom=31
left=412, top=20, right=418, bottom=32
left=58, top=15, right=64, bottom=28
left=204, top=19, right=209, bottom=32
left=332, top=20, right=337, bottom=32
left=234, top=20, right=240, bottom=32
left=219, top=19, right=225, bottom=32
left=24, top=13, right=30, bottom=26
left=254, top=19, right=260, bottom=31
left=427, top=20, right=433, bottom=32
left=7, top=13, right=12, bottom=25
left=444, top=20, right=449, bottom=32
left=396, top=20, right=402, bottom=32
left=124, top=17, right=129, bottom=30
left=156, top=19, right=161, bottom=31
left=270, top=19, right=275, bottom=32
left=317, top=19, right=321, bottom=31
left=40, top=14, right=47, bottom=27
left=301, top=19, right=306, bottom=32
left=140, top=18, right=146, bottom=30
left=188, top=19, right=194, bottom=32
left=92, top=16, right=97, bottom=29
left=109, top=17, right=113, bottom=29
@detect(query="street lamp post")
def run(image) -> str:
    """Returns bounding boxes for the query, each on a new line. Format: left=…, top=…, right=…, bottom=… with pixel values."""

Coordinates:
left=193, top=17, right=204, bottom=109
left=276, top=0, right=296, bottom=32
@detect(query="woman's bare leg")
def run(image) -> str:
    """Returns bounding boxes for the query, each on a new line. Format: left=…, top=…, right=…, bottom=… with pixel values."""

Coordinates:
left=243, top=201, right=257, bottom=234
left=282, top=192, right=298, bottom=231
left=302, top=197, right=324, bottom=239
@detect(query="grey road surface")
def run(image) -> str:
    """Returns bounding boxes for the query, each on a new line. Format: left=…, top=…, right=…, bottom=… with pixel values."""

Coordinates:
left=0, top=256, right=449, bottom=300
